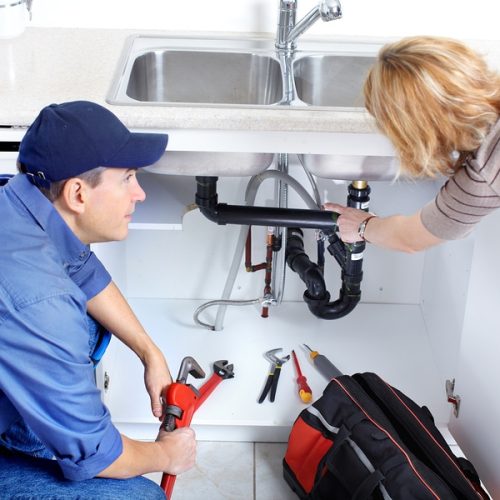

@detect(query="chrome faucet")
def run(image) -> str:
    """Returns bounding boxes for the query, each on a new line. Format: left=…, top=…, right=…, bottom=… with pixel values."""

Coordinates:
left=26, top=0, right=34, bottom=20
left=275, top=0, right=342, bottom=104
left=276, top=0, right=342, bottom=53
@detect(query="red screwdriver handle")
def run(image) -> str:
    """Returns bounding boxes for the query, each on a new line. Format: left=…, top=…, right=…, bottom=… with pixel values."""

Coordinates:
left=292, top=350, right=312, bottom=403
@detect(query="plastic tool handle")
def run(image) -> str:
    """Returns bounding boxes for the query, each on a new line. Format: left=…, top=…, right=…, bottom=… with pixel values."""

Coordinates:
left=296, top=375, right=312, bottom=403
left=313, top=354, right=343, bottom=380
left=269, top=365, right=282, bottom=402
left=304, top=345, right=343, bottom=380
left=258, top=372, right=274, bottom=404
left=291, top=350, right=312, bottom=403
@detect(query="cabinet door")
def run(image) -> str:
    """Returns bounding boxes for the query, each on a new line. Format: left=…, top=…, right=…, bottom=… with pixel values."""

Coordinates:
left=449, top=209, right=500, bottom=498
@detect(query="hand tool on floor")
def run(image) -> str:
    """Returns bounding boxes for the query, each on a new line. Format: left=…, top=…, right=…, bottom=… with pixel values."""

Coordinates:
left=258, top=348, right=290, bottom=403
left=291, top=350, right=312, bottom=403
left=303, top=344, right=342, bottom=380
left=160, top=357, right=235, bottom=498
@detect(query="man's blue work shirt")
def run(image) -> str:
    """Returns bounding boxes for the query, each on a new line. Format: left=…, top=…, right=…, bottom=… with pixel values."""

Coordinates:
left=0, top=174, right=122, bottom=480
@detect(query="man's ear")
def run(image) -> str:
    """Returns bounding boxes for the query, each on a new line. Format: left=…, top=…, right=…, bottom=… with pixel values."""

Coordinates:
left=59, top=178, right=88, bottom=214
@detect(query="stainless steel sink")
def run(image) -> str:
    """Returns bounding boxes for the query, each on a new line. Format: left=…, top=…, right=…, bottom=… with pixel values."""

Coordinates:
left=293, top=54, right=375, bottom=107
left=126, top=50, right=282, bottom=106
left=107, top=35, right=391, bottom=179
left=107, top=36, right=377, bottom=110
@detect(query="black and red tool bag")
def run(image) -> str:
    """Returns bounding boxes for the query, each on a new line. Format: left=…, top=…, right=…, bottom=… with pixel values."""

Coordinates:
left=283, top=373, right=489, bottom=499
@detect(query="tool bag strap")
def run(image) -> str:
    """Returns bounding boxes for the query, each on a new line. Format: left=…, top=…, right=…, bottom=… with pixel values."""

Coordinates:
left=311, top=419, right=387, bottom=500
left=353, top=470, right=385, bottom=500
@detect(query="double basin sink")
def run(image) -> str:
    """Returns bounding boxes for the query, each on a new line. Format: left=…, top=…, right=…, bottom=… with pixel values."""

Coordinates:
left=107, top=36, right=395, bottom=180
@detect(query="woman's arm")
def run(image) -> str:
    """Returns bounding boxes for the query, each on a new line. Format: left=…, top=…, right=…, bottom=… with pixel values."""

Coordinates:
left=87, top=281, right=171, bottom=419
left=324, top=203, right=443, bottom=253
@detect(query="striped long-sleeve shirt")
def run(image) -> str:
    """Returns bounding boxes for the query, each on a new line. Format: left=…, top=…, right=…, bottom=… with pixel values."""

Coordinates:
left=421, top=118, right=500, bottom=240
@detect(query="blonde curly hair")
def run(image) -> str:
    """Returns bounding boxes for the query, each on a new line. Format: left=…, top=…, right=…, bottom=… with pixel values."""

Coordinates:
left=363, top=36, right=500, bottom=177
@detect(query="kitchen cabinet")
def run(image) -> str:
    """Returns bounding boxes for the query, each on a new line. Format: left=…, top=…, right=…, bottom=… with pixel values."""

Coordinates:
left=1, top=123, right=499, bottom=497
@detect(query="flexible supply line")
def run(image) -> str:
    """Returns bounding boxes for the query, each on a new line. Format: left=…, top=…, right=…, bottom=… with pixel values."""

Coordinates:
left=270, top=153, right=289, bottom=310
left=297, top=154, right=324, bottom=267
left=213, top=170, right=320, bottom=330
left=245, top=169, right=319, bottom=210
left=193, top=298, right=261, bottom=331
left=196, top=170, right=320, bottom=331
left=297, top=154, right=322, bottom=208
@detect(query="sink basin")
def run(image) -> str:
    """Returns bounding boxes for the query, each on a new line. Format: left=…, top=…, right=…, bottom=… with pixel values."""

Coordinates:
left=126, top=50, right=282, bottom=106
left=290, top=53, right=398, bottom=181
left=108, top=36, right=283, bottom=108
left=293, top=54, right=375, bottom=107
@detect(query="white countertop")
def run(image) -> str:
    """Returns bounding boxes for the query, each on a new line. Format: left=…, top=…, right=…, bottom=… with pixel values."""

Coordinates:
left=0, top=27, right=376, bottom=133
left=2, top=28, right=499, bottom=134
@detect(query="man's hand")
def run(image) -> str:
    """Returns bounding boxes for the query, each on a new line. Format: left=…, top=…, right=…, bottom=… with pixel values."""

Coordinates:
left=156, top=427, right=196, bottom=475
left=143, top=346, right=172, bottom=420
left=98, top=429, right=196, bottom=479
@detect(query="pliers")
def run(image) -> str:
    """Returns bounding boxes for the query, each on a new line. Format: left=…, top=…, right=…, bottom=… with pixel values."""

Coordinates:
left=258, top=348, right=290, bottom=403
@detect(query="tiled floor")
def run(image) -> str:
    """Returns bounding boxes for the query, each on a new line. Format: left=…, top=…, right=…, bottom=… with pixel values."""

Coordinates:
left=147, top=441, right=467, bottom=499
left=146, top=442, right=296, bottom=499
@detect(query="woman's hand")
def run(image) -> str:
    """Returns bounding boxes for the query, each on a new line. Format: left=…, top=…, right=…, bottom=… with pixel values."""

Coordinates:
left=323, top=202, right=374, bottom=243
left=323, top=203, right=443, bottom=252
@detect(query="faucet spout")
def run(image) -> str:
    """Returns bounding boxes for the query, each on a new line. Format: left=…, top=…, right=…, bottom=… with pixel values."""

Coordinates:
left=276, top=0, right=342, bottom=52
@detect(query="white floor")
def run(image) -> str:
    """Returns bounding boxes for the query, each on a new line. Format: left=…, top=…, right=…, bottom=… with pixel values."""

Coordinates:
left=146, top=441, right=465, bottom=500
left=102, top=301, right=452, bottom=443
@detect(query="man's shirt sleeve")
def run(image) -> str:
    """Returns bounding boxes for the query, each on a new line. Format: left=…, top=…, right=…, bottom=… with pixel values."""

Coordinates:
left=70, top=251, right=112, bottom=301
left=0, top=292, right=122, bottom=480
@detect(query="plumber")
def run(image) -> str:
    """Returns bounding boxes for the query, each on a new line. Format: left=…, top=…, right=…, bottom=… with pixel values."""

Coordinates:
left=0, top=101, right=195, bottom=497
left=327, top=36, right=500, bottom=251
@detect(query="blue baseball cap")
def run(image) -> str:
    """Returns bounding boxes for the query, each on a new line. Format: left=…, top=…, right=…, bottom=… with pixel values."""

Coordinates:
left=18, top=101, right=168, bottom=185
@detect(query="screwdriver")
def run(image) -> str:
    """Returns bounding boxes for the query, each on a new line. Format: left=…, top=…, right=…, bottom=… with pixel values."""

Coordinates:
left=303, top=344, right=343, bottom=380
left=291, top=350, right=312, bottom=403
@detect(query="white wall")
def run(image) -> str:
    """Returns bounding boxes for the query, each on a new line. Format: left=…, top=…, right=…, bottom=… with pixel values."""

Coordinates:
left=448, top=208, right=500, bottom=498
left=30, top=0, right=500, bottom=42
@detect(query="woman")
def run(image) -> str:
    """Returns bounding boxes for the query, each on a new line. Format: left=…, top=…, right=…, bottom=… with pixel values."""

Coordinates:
left=326, top=36, right=500, bottom=252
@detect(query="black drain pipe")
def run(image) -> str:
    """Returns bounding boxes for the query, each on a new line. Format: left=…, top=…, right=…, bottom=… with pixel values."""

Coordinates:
left=286, top=227, right=364, bottom=319
left=286, top=181, right=370, bottom=319
left=195, top=176, right=370, bottom=320
left=195, top=176, right=338, bottom=230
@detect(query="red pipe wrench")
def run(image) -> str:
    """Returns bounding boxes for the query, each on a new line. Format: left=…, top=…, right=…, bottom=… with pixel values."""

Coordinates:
left=160, top=357, right=235, bottom=497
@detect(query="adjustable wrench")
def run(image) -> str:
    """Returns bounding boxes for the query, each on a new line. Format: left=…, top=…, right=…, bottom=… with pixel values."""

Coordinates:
left=160, top=357, right=235, bottom=497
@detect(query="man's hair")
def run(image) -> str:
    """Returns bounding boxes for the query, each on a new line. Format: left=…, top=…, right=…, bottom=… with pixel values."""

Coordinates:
left=363, top=36, right=500, bottom=177
left=17, top=162, right=106, bottom=201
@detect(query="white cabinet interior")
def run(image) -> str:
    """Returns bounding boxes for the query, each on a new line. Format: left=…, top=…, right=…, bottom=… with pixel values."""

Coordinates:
left=93, top=165, right=474, bottom=445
